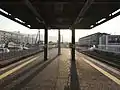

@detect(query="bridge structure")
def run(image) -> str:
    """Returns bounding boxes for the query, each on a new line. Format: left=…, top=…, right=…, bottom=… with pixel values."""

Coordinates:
left=0, top=0, right=120, bottom=90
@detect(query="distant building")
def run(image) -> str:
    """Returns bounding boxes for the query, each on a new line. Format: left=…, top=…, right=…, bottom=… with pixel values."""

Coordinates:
left=0, top=30, right=36, bottom=46
left=78, top=32, right=109, bottom=47
left=98, top=35, right=120, bottom=53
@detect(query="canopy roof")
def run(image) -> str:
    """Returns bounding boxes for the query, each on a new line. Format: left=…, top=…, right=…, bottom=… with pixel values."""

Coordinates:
left=0, top=0, right=120, bottom=29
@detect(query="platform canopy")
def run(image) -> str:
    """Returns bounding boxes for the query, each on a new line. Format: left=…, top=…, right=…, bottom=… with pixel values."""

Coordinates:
left=0, top=0, right=120, bottom=29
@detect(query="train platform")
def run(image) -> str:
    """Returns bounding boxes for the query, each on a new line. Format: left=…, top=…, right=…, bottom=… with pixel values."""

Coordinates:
left=76, top=52, right=120, bottom=90
left=0, top=48, right=120, bottom=90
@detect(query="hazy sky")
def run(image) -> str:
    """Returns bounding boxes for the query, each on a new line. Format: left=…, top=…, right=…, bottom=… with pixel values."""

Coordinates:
left=0, top=12, right=120, bottom=42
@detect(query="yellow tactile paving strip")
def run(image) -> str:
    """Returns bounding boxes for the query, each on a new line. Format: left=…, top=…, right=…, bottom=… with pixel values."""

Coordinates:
left=6, top=49, right=120, bottom=90
left=76, top=51, right=120, bottom=90
left=21, top=49, right=71, bottom=90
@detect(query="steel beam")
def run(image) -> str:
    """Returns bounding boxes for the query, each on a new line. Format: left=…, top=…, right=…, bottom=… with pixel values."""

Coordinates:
left=44, top=28, right=48, bottom=61
left=0, top=1, right=120, bottom=5
left=71, top=28, right=75, bottom=61
left=58, top=29, right=61, bottom=55
left=92, top=11, right=120, bottom=28
left=25, top=0, right=45, bottom=25
left=0, top=11, right=29, bottom=28
left=73, top=0, right=94, bottom=26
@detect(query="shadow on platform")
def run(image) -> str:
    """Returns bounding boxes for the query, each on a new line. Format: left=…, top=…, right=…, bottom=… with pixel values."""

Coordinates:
left=10, top=55, right=59, bottom=90
left=64, top=60, right=80, bottom=90
left=70, top=60, right=80, bottom=90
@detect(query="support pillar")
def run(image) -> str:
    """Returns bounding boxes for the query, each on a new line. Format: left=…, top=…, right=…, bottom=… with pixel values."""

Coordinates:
left=44, top=28, right=48, bottom=61
left=58, top=29, right=61, bottom=55
left=71, top=28, right=75, bottom=61
left=38, top=30, right=40, bottom=44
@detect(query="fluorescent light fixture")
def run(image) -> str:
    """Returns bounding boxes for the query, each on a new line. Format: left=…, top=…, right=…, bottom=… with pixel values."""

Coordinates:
left=0, top=8, right=8, bottom=15
left=112, top=9, right=120, bottom=15
left=97, top=18, right=106, bottom=24
left=8, top=13, right=12, bottom=16
left=109, top=14, right=112, bottom=16
left=90, top=25, right=94, bottom=28
left=27, top=25, right=31, bottom=28
left=15, top=18, right=25, bottom=23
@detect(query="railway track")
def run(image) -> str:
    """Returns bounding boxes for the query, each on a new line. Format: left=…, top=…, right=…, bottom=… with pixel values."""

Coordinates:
left=77, top=50, right=120, bottom=69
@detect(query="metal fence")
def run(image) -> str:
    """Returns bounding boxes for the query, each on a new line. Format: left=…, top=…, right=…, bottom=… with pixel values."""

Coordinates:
left=0, top=46, right=43, bottom=61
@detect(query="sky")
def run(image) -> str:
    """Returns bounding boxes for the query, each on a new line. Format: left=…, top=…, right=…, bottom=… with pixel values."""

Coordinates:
left=0, top=11, right=120, bottom=42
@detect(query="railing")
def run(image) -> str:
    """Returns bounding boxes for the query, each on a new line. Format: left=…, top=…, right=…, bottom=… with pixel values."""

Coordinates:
left=0, top=44, right=57, bottom=67
left=0, top=47, right=43, bottom=61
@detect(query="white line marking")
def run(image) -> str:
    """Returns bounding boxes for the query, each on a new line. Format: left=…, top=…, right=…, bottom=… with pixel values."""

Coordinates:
left=83, top=55, right=120, bottom=76
left=0, top=57, right=38, bottom=80
left=82, top=57, right=120, bottom=85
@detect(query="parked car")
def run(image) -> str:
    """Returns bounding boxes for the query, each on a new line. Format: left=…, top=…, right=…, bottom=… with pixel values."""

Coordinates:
left=23, top=47, right=29, bottom=50
left=0, top=48, right=10, bottom=53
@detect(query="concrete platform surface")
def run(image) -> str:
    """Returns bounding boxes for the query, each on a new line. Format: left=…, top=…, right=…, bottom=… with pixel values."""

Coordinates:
left=0, top=48, right=120, bottom=90
left=21, top=49, right=120, bottom=90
